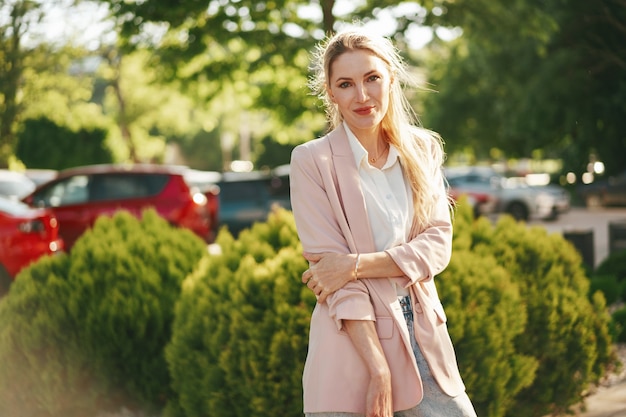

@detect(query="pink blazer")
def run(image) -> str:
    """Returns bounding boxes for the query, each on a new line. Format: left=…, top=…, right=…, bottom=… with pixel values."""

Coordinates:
left=290, top=125, right=466, bottom=414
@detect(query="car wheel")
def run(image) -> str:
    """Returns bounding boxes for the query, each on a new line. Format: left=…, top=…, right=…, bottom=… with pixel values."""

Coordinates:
left=506, top=202, right=529, bottom=221
left=0, top=265, right=11, bottom=297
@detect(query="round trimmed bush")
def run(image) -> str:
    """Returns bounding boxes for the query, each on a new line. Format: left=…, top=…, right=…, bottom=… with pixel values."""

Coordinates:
left=164, top=203, right=615, bottom=417
left=438, top=215, right=538, bottom=417
left=467, top=213, right=613, bottom=417
left=0, top=209, right=206, bottom=417
left=165, top=208, right=313, bottom=417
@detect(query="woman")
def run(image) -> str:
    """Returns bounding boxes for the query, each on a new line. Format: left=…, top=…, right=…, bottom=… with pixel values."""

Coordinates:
left=289, top=28, right=477, bottom=417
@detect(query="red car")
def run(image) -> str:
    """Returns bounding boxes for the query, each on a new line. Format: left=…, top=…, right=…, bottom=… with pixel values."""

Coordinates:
left=22, top=164, right=216, bottom=251
left=0, top=196, right=64, bottom=294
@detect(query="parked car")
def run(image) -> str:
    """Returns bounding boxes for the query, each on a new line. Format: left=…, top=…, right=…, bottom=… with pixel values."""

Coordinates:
left=0, top=169, right=36, bottom=200
left=447, top=187, right=499, bottom=218
left=24, top=168, right=58, bottom=186
left=444, top=166, right=558, bottom=221
left=22, top=164, right=215, bottom=251
left=217, top=168, right=291, bottom=236
left=183, top=169, right=221, bottom=242
left=0, top=196, right=64, bottom=294
left=578, top=170, right=626, bottom=207
left=534, top=183, right=571, bottom=214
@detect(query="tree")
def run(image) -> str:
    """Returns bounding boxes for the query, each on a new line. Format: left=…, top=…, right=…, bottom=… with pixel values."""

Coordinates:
left=16, top=117, right=113, bottom=170
left=0, top=0, right=44, bottom=166
left=90, top=0, right=433, bottom=149
left=421, top=0, right=626, bottom=175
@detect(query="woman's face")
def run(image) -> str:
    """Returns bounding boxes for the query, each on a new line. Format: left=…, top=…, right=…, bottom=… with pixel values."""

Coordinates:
left=327, top=49, right=391, bottom=137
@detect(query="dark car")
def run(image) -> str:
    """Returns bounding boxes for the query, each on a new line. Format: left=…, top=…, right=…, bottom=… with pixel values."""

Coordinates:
left=578, top=170, right=626, bottom=207
left=217, top=168, right=291, bottom=236
left=22, top=164, right=215, bottom=251
left=0, top=196, right=64, bottom=294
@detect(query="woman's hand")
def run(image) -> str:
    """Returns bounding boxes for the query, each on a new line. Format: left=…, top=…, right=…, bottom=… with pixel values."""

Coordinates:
left=365, top=370, right=393, bottom=417
left=343, top=320, right=393, bottom=417
left=301, top=252, right=356, bottom=303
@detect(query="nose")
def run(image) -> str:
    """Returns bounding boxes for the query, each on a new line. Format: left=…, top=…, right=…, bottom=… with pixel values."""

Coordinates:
left=355, top=82, right=368, bottom=102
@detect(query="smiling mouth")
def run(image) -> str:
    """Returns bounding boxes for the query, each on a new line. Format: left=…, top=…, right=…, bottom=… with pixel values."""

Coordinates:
left=354, top=106, right=374, bottom=115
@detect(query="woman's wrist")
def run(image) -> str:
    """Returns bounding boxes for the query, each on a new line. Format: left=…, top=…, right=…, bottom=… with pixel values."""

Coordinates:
left=353, top=253, right=360, bottom=281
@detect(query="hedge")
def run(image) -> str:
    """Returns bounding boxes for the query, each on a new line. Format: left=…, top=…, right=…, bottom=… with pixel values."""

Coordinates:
left=438, top=204, right=614, bottom=417
left=0, top=202, right=617, bottom=417
left=165, top=202, right=615, bottom=417
left=0, top=210, right=207, bottom=417
left=164, top=208, right=312, bottom=417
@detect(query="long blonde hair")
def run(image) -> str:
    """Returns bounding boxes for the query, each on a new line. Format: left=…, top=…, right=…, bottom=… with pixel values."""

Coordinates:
left=309, top=28, right=447, bottom=231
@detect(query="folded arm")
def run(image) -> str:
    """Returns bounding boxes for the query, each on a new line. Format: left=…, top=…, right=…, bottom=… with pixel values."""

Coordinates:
left=303, top=171, right=453, bottom=301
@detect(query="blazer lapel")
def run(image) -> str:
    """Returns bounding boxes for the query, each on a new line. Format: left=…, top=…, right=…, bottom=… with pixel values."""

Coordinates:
left=327, top=126, right=376, bottom=254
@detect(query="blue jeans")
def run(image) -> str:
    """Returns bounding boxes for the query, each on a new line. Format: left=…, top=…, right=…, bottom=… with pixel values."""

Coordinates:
left=306, top=296, right=477, bottom=417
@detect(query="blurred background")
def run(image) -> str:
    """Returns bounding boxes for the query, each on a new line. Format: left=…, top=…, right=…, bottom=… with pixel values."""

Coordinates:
left=0, top=0, right=623, bottom=188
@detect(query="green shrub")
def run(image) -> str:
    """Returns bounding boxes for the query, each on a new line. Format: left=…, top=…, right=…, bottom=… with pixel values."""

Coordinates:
left=589, top=275, right=621, bottom=305
left=439, top=214, right=538, bottom=417
left=595, top=249, right=626, bottom=283
left=0, top=210, right=206, bottom=417
left=438, top=248, right=538, bottom=416
left=478, top=215, right=613, bottom=417
left=165, top=208, right=313, bottom=417
left=612, top=307, right=626, bottom=343
left=163, top=202, right=615, bottom=417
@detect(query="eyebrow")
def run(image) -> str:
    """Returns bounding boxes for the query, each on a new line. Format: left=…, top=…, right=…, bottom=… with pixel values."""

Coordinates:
left=334, top=70, right=378, bottom=83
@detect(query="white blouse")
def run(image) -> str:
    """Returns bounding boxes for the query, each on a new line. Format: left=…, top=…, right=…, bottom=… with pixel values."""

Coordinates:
left=345, top=122, right=414, bottom=296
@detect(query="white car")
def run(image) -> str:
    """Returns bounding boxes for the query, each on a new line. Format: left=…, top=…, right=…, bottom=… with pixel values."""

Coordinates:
left=0, top=170, right=36, bottom=201
left=445, top=166, right=559, bottom=221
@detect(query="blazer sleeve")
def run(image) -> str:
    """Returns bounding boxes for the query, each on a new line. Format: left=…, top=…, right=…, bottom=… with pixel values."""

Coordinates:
left=290, top=143, right=375, bottom=330
left=385, top=166, right=453, bottom=286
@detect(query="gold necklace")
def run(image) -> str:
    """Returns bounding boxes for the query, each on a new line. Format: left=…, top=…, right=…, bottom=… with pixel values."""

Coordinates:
left=369, top=143, right=389, bottom=163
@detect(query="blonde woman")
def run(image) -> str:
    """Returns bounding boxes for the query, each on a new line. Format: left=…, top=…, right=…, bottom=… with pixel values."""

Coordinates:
left=290, top=28, right=477, bottom=417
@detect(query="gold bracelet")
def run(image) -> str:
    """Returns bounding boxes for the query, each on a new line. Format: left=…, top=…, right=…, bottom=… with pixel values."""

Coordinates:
left=353, top=254, right=360, bottom=280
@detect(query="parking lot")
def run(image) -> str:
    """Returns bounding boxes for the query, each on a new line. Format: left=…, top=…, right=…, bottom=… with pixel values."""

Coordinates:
left=526, top=206, right=626, bottom=268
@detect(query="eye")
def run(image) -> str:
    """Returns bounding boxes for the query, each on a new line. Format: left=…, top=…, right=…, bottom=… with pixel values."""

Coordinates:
left=367, top=74, right=381, bottom=82
left=338, top=81, right=351, bottom=88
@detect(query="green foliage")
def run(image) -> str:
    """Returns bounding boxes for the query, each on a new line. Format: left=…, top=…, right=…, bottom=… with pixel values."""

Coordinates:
left=0, top=0, right=44, bottom=165
left=0, top=198, right=615, bottom=417
left=165, top=208, right=313, bottom=417
left=593, top=249, right=626, bottom=303
left=16, top=117, right=113, bottom=169
left=440, top=203, right=538, bottom=416
left=612, top=307, right=626, bottom=343
left=423, top=0, right=626, bottom=175
left=0, top=210, right=206, bottom=416
left=595, top=249, right=626, bottom=283
left=254, top=135, right=296, bottom=170
left=438, top=201, right=614, bottom=417
left=481, top=216, right=612, bottom=417
left=589, top=275, right=621, bottom=306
